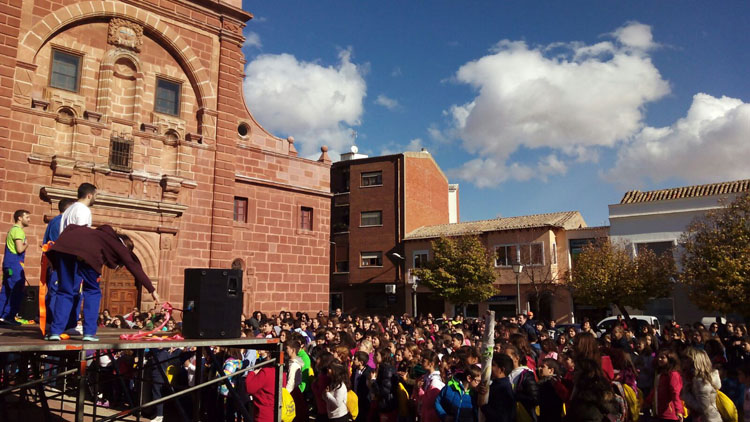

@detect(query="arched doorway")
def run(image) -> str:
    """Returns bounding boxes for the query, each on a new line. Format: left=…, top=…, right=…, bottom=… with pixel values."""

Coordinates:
left=99, top=265, right=138, bottom=316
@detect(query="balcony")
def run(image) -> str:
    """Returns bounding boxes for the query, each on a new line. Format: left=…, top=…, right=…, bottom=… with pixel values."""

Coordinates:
left=333, top=192, right=350, bottom=207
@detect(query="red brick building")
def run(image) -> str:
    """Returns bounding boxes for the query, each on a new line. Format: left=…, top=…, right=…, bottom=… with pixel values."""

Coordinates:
left=330, top=149, right=456, bottom=314
left=0, top=0, right=331, bottom=316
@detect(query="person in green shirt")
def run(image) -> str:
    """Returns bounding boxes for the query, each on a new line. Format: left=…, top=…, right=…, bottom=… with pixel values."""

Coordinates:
left=1, top=210, right=31, bottom=325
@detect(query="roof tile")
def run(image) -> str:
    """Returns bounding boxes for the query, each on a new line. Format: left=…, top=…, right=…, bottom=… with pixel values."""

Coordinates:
left=404, top=211, right=583, bottom=240
left=620, top=179, right=750, bottom=204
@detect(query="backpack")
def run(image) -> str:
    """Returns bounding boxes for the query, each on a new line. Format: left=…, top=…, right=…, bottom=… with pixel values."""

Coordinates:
left=716, top=389, right=738, bottom=422
left=347, top=390, right=359, bottom=420
left=281, top=388, right=296, bottom=422
left=621, top=384, right=640, bottom=421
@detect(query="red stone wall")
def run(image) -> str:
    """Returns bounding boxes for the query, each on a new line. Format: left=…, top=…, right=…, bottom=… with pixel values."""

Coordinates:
left=403, top=153, right=450, bottom=234
left=0, top=0, right=331, bottom=317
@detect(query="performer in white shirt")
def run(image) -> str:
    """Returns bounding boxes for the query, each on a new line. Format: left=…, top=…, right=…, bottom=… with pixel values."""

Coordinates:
left=60, top=183, right=97, bottom=234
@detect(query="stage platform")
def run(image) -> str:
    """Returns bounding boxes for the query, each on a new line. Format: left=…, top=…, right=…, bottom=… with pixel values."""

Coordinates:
left=0, top=324, right=284, bottom=422
left=0, top=324, right=280, bottom=352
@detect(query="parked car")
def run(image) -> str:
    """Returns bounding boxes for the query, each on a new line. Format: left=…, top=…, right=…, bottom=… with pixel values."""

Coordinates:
left=596, top=315, right=661, bottom=336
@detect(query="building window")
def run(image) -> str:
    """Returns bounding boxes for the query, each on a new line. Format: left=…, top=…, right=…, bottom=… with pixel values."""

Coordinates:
left=495, top=243, right=544, bottom=266
left=413, top=250, right=429, bottom=268
left=335, top=261, right=349, bottom=273
left=108, top=135, right=134, bottom=172
left=361, top=251, right=383, bottom=267
left=50, top=49, right=82, bottom=92
left=495, top=245, right=517, bottom=267
left=528, top=243, right=544, bottom=266
left=155, top=78, right=181, bottom=116
left=361, top=171, right=382, bottom=187
left=360, top=211, right=382, bottom=227
left=300, top=207, right=313, bottom=230
left=234, top=197, right=248, bottom=223
left=636, top=241, right=675, bottom=257
left=551, top=243, right=557, bottom=265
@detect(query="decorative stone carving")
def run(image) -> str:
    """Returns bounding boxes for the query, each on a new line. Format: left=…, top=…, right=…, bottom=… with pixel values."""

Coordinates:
left=84, top=110, right=102, bottom=122
left=185, top=133, right=202, bottom=144
left=51, top=156, right=75, bottom=185
left=222, top=20, right=242, bottom=34
left=197, top=108, right=217, bottom=141
left=140, top=123, right=158, bottom=133
left=31, top=98, right=50, bottom=111
left=44, top=87, right=85, bottom=118
left=108, top=18, right=144, bottom=53
left=160, top=174, right=182, bottom=202
left=150, top=112, right=185, bottom=140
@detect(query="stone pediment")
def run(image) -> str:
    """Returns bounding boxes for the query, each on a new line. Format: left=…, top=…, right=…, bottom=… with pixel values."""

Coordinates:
left=40, top=186, right=188, bottom=218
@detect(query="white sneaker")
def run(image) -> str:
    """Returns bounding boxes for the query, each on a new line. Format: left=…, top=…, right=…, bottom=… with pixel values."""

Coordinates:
left=151, top=416, right=163, bottom=422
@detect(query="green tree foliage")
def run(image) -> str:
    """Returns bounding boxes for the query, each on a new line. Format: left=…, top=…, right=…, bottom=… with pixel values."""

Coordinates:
left=412, top=236, right=497, bottom=311
left=681, top=193, right=750, bottom=316
left=568, top=239, right=675, bottom=319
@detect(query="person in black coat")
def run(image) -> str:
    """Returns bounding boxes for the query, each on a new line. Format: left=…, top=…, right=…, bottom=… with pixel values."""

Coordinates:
left=350, top=351, right=371, bottom=422
left=479, top=353, right=516, bottom=422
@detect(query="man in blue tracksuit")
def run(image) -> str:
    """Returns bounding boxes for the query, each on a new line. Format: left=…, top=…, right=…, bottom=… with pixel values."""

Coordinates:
left=1, top=210, right=31, bottom=325
left=42, top=198, right=74, bottom=328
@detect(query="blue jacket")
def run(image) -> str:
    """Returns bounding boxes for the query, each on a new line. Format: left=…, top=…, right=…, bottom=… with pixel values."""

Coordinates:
left=435, top=377, right=477, bottom=422
left=43, top=214, right=63, bottom=244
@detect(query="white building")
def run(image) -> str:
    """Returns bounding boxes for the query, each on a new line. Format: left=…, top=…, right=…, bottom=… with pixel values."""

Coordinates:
left=608, top=179, right=750, bottom=323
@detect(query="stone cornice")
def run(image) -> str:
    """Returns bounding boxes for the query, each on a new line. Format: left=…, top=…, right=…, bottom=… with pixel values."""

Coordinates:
left=235, top=174, right=332, bottom=198
left=40, top=186, right=189, bottom=218
left=236, top=142, right=332, bottom=169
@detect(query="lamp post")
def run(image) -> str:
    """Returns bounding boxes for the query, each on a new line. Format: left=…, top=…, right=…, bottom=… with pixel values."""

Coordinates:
left=412, top=278, right=418, bottom=317
left=512, top=258, right=524, bottom=316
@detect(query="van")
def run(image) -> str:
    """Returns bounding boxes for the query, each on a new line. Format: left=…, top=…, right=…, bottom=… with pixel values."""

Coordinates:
left=597, top=315, right=661, bottom=336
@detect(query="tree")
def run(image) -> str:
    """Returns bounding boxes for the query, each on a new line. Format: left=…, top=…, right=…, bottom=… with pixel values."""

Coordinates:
left=412, top=236, right=497, bottom=315
left=567, top=239, right=675, bottom=321
left=523, top=264, right=565, bottom=320
left=681, top=193, right=750, bottom=316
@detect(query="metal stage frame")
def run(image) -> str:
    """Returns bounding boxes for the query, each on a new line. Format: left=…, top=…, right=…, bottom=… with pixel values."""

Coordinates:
left=0, top=325, right=285, bottom=422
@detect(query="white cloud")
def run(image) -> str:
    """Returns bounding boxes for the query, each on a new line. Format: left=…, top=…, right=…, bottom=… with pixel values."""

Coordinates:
left=242, top=49, right=367, bottom=157
left=391, top=66, right=402, bottom=77
left=446, top=22, right=670, bottom=188
left=375, top=94, right=400, bottom=110
left=379, top=138, right=424, bottom=155
left=243, top=32, right=262, bottom=50
left=612, top=21, right=657, bottom=51
left=608, top=93, right=750, bottom=186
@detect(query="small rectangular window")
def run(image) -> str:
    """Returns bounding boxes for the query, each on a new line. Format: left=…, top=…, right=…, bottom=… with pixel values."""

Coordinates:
left=360, top=211, right=382, bottom=227
left=335, top=261, right=349, bottom=273
left=234, top=197, right=248, bottom=223
left=361, top=251, right=383, bottom=267
left=413, top=251, right=429, bottom=269
left=155, top=78, right=181, bottom=116
left=551, top=244, right=558, bottom=265
left=50, top=49, right=81, bottom=92
left=495, top=245, right=517, bottom=267
left=361, top=171, right=382, bottom=187
left=530, top=243, right=544, bottom=265
left=108, top=135, right=134, bottom=172
left=300, top=207, right=313, bottom=230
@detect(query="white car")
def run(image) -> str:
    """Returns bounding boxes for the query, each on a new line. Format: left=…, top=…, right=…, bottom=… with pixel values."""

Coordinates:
left=597, top=315, right=661, bottom=336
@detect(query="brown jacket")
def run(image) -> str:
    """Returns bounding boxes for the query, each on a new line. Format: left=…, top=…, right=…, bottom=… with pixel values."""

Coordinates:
left=47, top=224, right=155, bottom=293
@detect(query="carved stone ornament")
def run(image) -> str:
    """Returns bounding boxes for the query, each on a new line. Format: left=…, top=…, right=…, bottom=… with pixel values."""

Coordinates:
left=108, top=18, right=144, bottom=53
left=222, top=20, right=242, bottom=34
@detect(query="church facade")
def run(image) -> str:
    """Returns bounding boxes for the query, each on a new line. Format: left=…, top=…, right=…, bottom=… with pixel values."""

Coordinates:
left=0, top=0, right=331, bottom=315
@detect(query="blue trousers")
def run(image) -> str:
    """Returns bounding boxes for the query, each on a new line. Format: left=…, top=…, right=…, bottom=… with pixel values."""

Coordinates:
left=45, top=266, right=80, bottom=331
left=0, top=264, right=25, bottom=320
left=50, top=253, right=101, bottom=336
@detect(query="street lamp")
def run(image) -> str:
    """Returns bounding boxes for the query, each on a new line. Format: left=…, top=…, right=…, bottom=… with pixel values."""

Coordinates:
left=512, top=259, right=524, bottom=316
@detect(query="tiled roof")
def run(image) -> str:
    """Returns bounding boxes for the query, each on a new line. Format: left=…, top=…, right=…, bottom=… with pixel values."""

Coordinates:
left=620, top=179, right=750, bottom=204
left=405, top=211, right=583, bottom=240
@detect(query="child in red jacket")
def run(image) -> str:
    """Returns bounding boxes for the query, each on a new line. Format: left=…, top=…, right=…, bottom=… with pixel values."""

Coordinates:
left=645, top=349, right=684, bottom=421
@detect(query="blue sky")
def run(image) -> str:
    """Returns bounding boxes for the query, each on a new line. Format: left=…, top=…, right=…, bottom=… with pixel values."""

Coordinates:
left=240, top=1, right=750, bottom=227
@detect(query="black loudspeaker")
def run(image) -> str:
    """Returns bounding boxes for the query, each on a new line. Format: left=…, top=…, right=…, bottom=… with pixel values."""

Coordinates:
left=182, top=269, right=243, bottom=339
left=20, top=285, right=39, bottom=321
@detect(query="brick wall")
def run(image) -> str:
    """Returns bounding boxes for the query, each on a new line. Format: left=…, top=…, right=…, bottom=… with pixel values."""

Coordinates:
left=0, top=0, right=331, bottom=316
left=403, top=152, right=450, bottom=234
